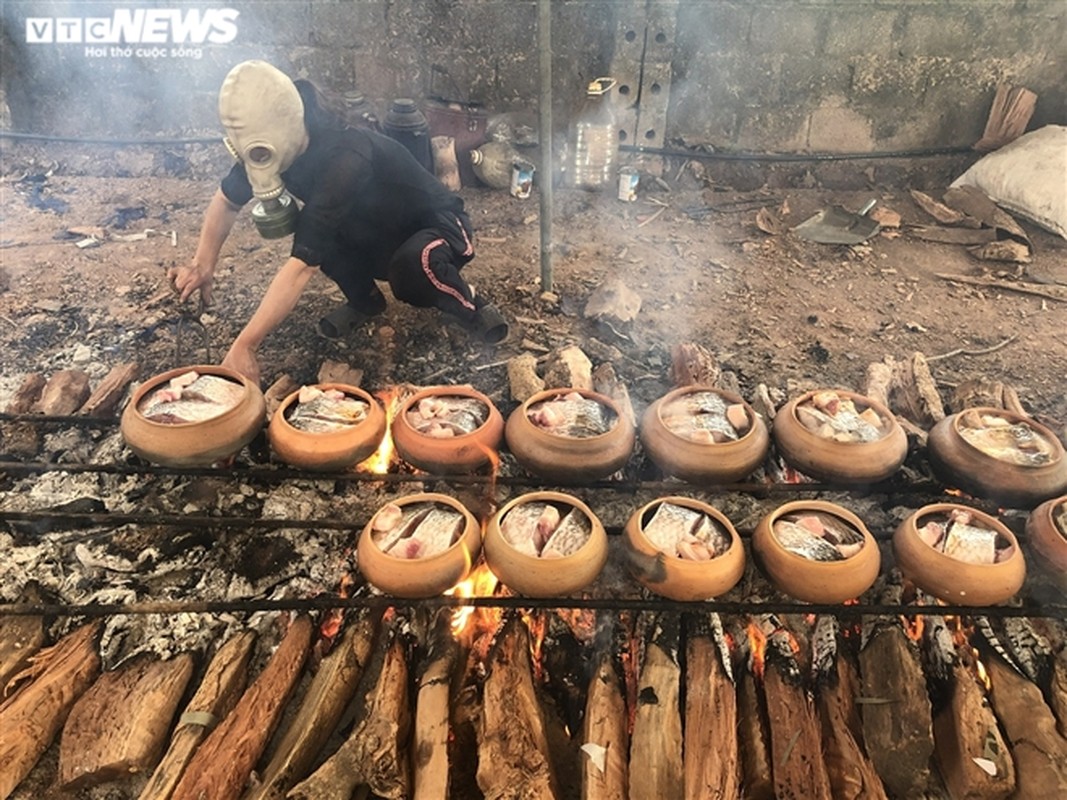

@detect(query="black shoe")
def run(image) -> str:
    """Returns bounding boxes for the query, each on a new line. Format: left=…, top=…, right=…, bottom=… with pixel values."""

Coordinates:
left=317, top=302, right=382, bottom=340
left=466, top=302, right=509, bottom=344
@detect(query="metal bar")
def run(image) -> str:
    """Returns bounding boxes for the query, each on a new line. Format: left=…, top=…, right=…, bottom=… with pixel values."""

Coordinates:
left=0, top=460, right=950, bottom=498
left=537, top=0, right=554, bottom=292
left=0, top=412, right=119, bottom=426
left=0, top=595, right=1062, bottom=620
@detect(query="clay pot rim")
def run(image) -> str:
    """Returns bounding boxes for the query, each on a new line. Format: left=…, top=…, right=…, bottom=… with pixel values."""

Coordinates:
left=365, top=492, right=478, bottom=565
left=127, top=364, right=258, bottom=429
left=630, top=495, right=742, bottom=569
left=760, top=499, right=876, bottom=568
left=905, top=502, right=1022, bottom=569
left=395, top=384, right=500, bottom=444
left=648, top=385, right=764, bottom=446
left=782, top=388, right=901, bottom=447
left=948, top=407, right=1065, bottom=469
left=518, top=388, right=627, bottom=443
left=493, top=490, right=602, bottom=562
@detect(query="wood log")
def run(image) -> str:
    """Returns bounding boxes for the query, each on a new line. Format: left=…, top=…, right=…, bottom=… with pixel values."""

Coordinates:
left=684, top=616, right=739, bottom=800
left=171, top=615, right=313, bottom=800
left=5, top=374, right=46, bottom=413
left=413, top=610, right=460, bottom=800
left=0, top=585, right=47, bottom=694
left=763, top=631, right=832, bottom=800
left=974, top=84, right=1037, bottom=152
left=248, top=610, right=379, bottom=800
left=817, top=655, right=888, bottom=800
left=32, top=369, right=91, bottom=415
left=263, top=374, right=301, bottom=420
left=629, top=613, right=683, bottom=800
left=592, top=362, right=636, bottom=430
left=933, top=661, right=1015, bottom=799
left=858, top=625, right=934, bottom=798
left=0, top=621, right=101, bottom=800
left=670, top=342, right=720, bottom=387
left=476, top=615, right=558, bottom=800
left=139, top=630, right=256, bottom=800
left=737, top=669, right=774, bottom=800
left=289, top=630, right=411, bottom=800
left=984, top=655, right=1067, bottom=799
left=581, top=653, right=628, bottom=800
left=58, top=653, right=194, bottom=789
left=79, top=362, right=139, bottom=417
left=1051, top=648, right=1067, bottom=738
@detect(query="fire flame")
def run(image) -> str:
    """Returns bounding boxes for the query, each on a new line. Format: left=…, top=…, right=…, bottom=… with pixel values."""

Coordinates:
left=746, top=621, right=768, bottom=680
left=523, top=610, right=548, bottom=682
left=445, top=562, right=501, bottom=648
left=901, top=614, right=925, bottom=641
left=358, top=388, right=403, bottom=474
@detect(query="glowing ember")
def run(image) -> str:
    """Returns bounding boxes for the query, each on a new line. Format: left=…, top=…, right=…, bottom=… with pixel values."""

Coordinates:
left=746, top=621, right=768, bottom=680
left=901, top=615, right=925, bottom=642
left=522, top=610, right=548, bottom=682
left=358, top=388, right=403, bottom=474
left=445, top=562, right=501, bottom=647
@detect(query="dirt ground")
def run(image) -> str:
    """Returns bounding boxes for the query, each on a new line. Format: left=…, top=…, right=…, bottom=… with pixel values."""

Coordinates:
left=2, top=142, right=1065, bottom=432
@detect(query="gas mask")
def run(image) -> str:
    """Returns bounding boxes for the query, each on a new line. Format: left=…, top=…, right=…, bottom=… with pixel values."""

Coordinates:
left=218, top=60, right=308, bottom=238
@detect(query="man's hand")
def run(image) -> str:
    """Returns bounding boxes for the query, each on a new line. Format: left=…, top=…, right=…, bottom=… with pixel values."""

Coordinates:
left=168, top=262, right=215, bottom=305
left=222, top=341, right=261, bottom=386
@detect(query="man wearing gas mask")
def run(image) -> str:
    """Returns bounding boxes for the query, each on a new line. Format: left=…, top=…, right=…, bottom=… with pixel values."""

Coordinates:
left=169, top=60, right=508, bottom=384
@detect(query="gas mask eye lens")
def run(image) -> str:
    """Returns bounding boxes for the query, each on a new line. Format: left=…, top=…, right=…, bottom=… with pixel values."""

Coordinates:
left=248, top=146, right=272, bottom=164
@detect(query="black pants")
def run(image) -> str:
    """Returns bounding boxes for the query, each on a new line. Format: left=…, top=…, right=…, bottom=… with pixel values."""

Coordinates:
left=320, top=216, right=478, bottom=322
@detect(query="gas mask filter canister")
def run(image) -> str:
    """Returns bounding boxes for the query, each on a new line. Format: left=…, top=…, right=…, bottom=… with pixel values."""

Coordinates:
left=218, top=60, right=308, bottom=238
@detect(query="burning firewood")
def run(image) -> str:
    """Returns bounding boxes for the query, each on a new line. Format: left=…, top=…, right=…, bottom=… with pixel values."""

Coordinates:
left=670, top=342, right=720, bottom=387
left=413, top=609, right=460, bottom=800
left=812, top=617, right=887, bottom=800
left=628, top=612, right=683, bottom=800
left=760, top=621, right=833, bottom=800
left=985, top=654, right=1067, bottom=798
left=58, top=652, right=194, bottom=790
left=733, top=616, right=774, bottom=800
left=932, top=660, right=1016, bottom=799
left=1051, top=648, right=1067, bottom=738
left=79, top=361, right=139, bottom=417
left=684, top=613, right=740, bottom=800
left=580, top=650, right=628, bottom=800
left=477, top=614, right=559, bottom=800
left=249, top=609, right=380, bottom=800
left=857, top=616, right=934, bottom=797
left=0, top=621, right=101, bottom=800
left=138, top=630, right=256, bottom=800
left=170, top=614, right=313, bottom=800
left=289, top=622, right=412, bottom=800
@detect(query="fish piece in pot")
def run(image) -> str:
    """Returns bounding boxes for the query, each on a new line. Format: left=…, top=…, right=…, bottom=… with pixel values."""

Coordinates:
left=287, top=386, right=369, bottom=432
left=407, top=395, right=490, bottom=437
left=388, top=506, right=465, bottom=559
left=541, top=506, right=593, bottom=558
left=500, top=502, right=550, bottom=557
left=527, top=392, right=617, bottom=438
left=795, top=392, right=885, bottom=443
left=661, top=391, right=750, bottom=443
left=138, top=372, right=246, bottom=424
left=772, top=519, right=846, bottom=562
left=957, top=410, right=1056, bottom=466
left=371, top=502, right=434, bottom=553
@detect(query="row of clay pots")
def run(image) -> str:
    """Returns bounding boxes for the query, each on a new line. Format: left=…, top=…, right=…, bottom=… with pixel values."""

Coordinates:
left=356, top=491, right=1050, bottom=607
left=121, top=371, right=1067, bottom=509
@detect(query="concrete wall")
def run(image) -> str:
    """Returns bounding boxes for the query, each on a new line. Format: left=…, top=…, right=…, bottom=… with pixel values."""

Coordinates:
left=1, top=0, right=1063, bottom=154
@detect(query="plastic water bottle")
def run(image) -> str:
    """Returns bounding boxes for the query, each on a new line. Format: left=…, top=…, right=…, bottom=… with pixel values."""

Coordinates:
left=567, top=78, right=618, bottom=191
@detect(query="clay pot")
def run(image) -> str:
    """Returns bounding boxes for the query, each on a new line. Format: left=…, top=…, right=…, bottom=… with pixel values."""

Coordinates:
left=623, top=496, right=745, bottom=601
left=483, top=491, right=608, bottom=597
left=1024, top=494, right=1067, bottom=582
left=356, top=493, right=481, bottom=599
left=927, top=407, right=1067, bottom=508
left=892, top=503, right=1026, bottom=606
left=772, top=389, right=908, bottom=484
left=639, top=386, right=769, bottom=483
left=752, top=500, right=881, bottom=604
left=268, top=383, right=386, bottom=471
left=505, top=388, right=635, bottom=483
left=120, top=364, right=266, bottom=468
left=392, top=385, right=504, bottom=473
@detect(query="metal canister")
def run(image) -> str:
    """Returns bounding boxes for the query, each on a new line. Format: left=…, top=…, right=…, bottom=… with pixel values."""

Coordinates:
left=617, top=167, right=639, bottom=202
left=383, top=98, right=433, bottom=173
left=510, top=158, right=535, bottom=199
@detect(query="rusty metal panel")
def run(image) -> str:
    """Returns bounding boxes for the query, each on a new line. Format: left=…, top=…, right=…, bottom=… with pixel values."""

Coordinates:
left=611, top=3, right=647, bottom=147
left=634, top=1, right=677, bottom=149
